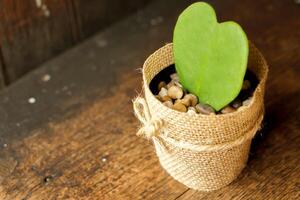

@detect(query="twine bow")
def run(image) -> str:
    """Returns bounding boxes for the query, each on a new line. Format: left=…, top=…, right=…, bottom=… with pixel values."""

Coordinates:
left=133, top=97, right=167, bottom=154
left=133, top=97, right=164, bottom=139
left=133, top=97, right=263, bottom=153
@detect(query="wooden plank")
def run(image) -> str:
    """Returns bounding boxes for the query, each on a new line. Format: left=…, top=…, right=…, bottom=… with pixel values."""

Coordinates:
left=0, top=0, right=77, bottom=82
left=0, top=50, right=6, bottom=88
left=0, top=0, right=151, bottom=84
left=71, top=0, right=152, bottom=38
left=0, top=0, right=299, bottom=199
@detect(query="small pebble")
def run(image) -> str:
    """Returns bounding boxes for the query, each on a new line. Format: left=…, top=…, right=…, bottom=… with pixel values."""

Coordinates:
left=3, top=143, right=7, bottom=148
left=188, top=106, right=197, bottom=112
left=101, top=157, right=107, bottom=162
left=231, top=99, right=242, bottom=109
left=242, top=98, right=252, bottom=106
left=195, top=103, right=215, bottom=115
left=168, top=85, right=183, bottom=99
left=176, top=97, right=190, bottom=107
left=170, top=73, right=179, bottom=81
left=173, top=102, right=187, bottom=112
left=187, top=109, right=197, bottom=116
left=166, top=80, right=175, bottom=89
left=184, top=94, right=198, bottom=106
left=221, top=106, right=236, bottom=114
left=158, top=87, right=168, bottom=98
left=242, top=80, right=251, bottom=90
left=158, top=81, right=167, bottom=91
left=163, top=101, right=173, bottom=108
left=173, top=81, right=183, bottom=88
left=28, top=97, right=36, bottom=104
left=161, top=95, right=172, bottom=102
left=155, top=72, right=254, bottom=115
left=155, top=95, right=162, bottom=101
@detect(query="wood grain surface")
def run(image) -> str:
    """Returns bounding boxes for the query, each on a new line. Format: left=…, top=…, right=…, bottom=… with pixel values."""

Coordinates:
left=72, top=0, right=151, bottom=39
left=0, top=50, right=5, bottom=88
left=0, top=0, right=76, bottom=82
left=0, top=0, right=299, bottom=199
left=0, top=0, right=150, bottom=83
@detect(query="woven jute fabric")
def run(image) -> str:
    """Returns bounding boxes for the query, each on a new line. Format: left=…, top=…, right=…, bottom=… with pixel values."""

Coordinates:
left=133, top=43, right=268, bottom=191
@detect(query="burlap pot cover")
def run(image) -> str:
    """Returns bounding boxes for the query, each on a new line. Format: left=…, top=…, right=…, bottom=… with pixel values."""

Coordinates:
left=133, top=43, right=268, bottom=191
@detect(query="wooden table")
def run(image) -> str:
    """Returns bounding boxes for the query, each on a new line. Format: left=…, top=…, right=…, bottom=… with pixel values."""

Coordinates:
left=0, top=0, right=299, bottom=199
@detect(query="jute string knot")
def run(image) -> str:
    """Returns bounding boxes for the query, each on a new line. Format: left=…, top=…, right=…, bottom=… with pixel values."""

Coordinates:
left=133, top=97, right=263, bottom=153
left=133, top=97, right=164, bottom=139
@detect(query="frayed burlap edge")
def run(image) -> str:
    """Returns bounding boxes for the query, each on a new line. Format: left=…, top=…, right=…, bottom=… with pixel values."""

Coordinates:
left=133, top=42, right=268, bottom=191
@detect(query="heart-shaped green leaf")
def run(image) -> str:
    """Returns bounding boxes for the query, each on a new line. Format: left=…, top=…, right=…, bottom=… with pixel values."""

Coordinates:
left=173, top=2, right=248, bottom=111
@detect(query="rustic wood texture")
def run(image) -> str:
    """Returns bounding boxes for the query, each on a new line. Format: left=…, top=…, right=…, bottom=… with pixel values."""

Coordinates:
left=0, top=0, right=299, bottom=199
left=72, top=0, right=152, bottom=38
left=0, top=0, right=76, bottom=82
left=0, top=52, right=5, bottom=88
left=0, top=0, right=150, bottom=84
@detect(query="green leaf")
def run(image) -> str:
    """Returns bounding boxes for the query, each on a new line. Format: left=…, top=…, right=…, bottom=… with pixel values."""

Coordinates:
left=173, top=2, right=248, bottom=111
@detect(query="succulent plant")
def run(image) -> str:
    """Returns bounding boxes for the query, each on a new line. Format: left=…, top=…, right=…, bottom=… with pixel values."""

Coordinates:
left=173, top=2, right=248, bottom=111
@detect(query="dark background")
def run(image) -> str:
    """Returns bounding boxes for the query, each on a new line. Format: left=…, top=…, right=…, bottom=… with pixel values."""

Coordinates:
left=0, top=0, right=151, bottom=88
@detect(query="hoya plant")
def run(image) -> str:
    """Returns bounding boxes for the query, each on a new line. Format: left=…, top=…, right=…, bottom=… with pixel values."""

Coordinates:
left=173, top=2, right=248, bottom=111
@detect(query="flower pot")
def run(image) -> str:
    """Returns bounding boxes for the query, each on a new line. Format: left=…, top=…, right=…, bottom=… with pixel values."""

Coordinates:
left=133, top=43, right=268, bottom=191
